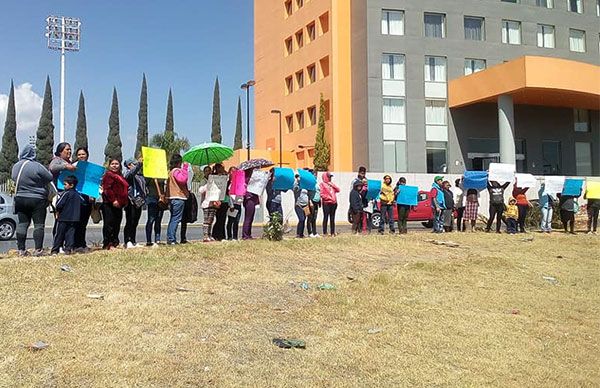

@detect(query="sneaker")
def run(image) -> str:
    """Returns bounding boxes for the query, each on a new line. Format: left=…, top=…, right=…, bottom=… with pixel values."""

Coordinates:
left=152, top=243, right=159, bottom=248
left=587, top=231, right=593, bottom=235
left=59, top=247, right=65, bottom=254
left=17, top=250, right=30, bottom=257
left=146, top=242, right=154, bottom=247
left=180, top=240, right=189, bottom=244
left=33, top=249, right=45, bottom=257
left=126, top=242, right=136, bottom=249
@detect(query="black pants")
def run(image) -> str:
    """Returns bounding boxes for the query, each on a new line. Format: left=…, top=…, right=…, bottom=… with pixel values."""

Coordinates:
left=351, top=210, right=363, bottom=233
left=486, top=203, right=504, bottom=232
left=102, top=203, right=123, bottom=248
left=307, top=201, right=319, bottom=235
left=75, top=204, right=92, bottom=249
left=145, top=200, right=164, bottom=243
left=397, top=205, right=410, bottom=233
left=455, top=207, right=465, bottom=232
left=226, top=204, right=242, bottom=240
left=588, top=206, right=599, bottom=232
left=52, top=221, right=77, bottom=254
left=124, top=203, right=143, bottom=244
left=560, top=209, right=575, bottom=232
left=14, top=196, right=47, bottom=251
left=212, top=202, right=228, bottom=241
left=517, top=204, right=528, bottom=232
left=322, top=203, right=337, bottom=235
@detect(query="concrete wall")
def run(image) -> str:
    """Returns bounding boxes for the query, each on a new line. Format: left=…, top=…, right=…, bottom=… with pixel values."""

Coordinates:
left=363, top=0, right=600, bottom=173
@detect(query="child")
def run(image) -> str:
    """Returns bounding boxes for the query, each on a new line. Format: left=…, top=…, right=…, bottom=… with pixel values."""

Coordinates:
left=52, top=175, right=83, bottom=254
left=349, top=180, right=364, bottom=234
left=464, top=188, right=479, bottom=232
left=442, top=181, right=454, bottom=232
left=198, top=166, right=217, bottom=242
left=395, top=177, right=410, bottom=234
left=379, top=175, right=396, bottom=234
left=504, top=197, right=519, bottom=234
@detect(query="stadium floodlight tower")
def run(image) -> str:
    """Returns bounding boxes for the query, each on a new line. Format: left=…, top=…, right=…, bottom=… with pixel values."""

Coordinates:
left=45, top=15, right=81, bottom=142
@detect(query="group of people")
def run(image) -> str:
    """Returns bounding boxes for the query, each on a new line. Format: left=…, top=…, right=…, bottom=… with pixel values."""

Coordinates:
left=10, top=145, right=599, bottom=256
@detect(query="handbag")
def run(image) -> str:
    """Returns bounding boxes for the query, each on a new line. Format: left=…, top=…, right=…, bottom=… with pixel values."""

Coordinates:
left=303, top=206, right=312, bottom=216
left=90, top=203, right=102, bottom=224
left=154, top=179, right=169, bottom=211
left=129, top=177, right=146, bottom=208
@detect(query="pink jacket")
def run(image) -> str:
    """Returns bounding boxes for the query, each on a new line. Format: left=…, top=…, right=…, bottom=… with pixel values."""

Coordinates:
left=320, top=172, right=340, bottom=205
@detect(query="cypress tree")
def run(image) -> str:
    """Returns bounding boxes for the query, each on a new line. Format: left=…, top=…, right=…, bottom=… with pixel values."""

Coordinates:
left=211, top=77, right=222, bottom=143
left=104, top=87, right=123, bottom=162
left=135, top=74, right=148, bottom=158
left=233, top=96, right=243, bottom=150
left=36, top=76, right=55, bottom=166
left=313, top=94, right=330, bottom=171
left=0, top=81, right=18, bottom=180
left=74, top=90, right=88, bottom=153
left=165, top=88, right=174, bottom=134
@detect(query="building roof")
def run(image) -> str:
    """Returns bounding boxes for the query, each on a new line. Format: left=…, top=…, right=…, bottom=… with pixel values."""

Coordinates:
left=448, top=56, right=600, bottom=110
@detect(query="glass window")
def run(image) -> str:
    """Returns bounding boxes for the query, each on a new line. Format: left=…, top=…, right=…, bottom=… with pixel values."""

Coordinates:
left=597, top=0, right=600, bottom=16
left=382, top=54, right=405, bottom=80
left=424, top=13, right=445, bottom=38
left=383, top=141, right=407, bottom=173
left=296, top=111, right=304, bottom=129
left=307, top=64, right=316, bottom=84
left=285, top=37, right=293, bottom=55
left=308, top=106, right=317, bottom=126
left=284, top=0, right=292, bottom=17
left=295, top=70, right=304, bottom=89
left=285, top=76, right=293, bottom=95
left=542, top=141, right=561, bottom=174
left=574, top=109, right=590, bottom=132
left=427, top=142, right=447, bottom=173
left=425, top=100, right=447, bottom=125
left=502, top=20, right=521, bottom=45
left=575, top=142, right=592, bottom=176
left=307, top=22, right=316, bottom=42
left=381, top=10, right=404, bottom=35
left=464, top=58, right=486, bottom=75
left=536, top=0, right=554, bottom=7
left=396, top=141, right=407, bottom=172
left=569, top=29, right=586, bottom=52
left=424, top=56, right=446, bottom=82
left=537, top=24, right=555, bottom=48
left=464, top=16, right=484, bottom=41
left=568, top=0, right=583, bottom=13
left=383, top=98, right=406, bottom=124
left=295, top=30, right=303, bottom=49
left=285, top=115, right=293, bottom=132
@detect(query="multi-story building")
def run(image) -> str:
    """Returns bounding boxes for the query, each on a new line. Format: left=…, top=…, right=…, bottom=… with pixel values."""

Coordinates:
left=253, top=0, right=600, bottom=175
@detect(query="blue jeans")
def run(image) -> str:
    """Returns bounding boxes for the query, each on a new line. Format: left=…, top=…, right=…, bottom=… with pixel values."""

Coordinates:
left=433, top=209, right=444, bottom=233
left=379, top=204, right=395, bottom=233
left=540, top=207, right=553, bottom=232
left=167, top=199, right=185, bottom=243
left=294, top=205, right=306, bottom=237
left=146, top=197, right=164, bottom=243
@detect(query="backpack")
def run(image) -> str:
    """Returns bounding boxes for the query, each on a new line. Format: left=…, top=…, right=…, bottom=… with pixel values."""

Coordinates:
left=183, top=193, right=198, bottom=223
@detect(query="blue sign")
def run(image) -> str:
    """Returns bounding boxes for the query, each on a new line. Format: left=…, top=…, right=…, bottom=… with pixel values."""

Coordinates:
left=366, top=179, right=381, bottom=200
left=562, top=178, right=584, bottom=196
left=297, top=169, right=317, bottom=191
left=57, top=161, right=105, bottom=198
left=396, top=185, right=419, bottom=206
left=273, top=167, right=295, bottom=191
left=463, top=171, right=488, bottom=190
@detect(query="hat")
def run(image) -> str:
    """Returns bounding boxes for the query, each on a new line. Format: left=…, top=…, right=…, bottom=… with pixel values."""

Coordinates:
left=124, top=158, right=137, bottom=167
left=434, top=176, right=444, bottom=182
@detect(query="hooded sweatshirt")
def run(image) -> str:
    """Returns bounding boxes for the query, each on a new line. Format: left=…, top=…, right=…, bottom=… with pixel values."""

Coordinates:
left=320, top=173, right=340, bottom=205
left=380, top=177, right=395, bottom=205
left=11, top=145, right=54, bottom=200
left=504, top=199, right=519, bottom=219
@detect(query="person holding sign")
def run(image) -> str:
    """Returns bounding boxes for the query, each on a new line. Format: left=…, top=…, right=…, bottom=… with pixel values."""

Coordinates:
left=584, top=186, right=599, bottom=235
left=463, top=188, right=480, bottom=232
left=431, top=176, right=446, bottom=233
left=123, top=158, right=147, bottom=249
left=165, top=154, right=190, bottom=244
left=242, top=169, right=260, bottom=240
left=378, top=175, right=396, bottom=235
left=537, top=184, right=555, bottom=233
left=101, top=158, right=129, bottom=250
left=394, top=177, right=411, bottom=234
left=227, top=167, right=243, bottom=241
left=293, top=173, right=310, bottom=238
left=145, top=177, right=166, bottom=246
left=198, top=166, right=218, bottom=242
left=486, top=181, right=510, bottom=233
left=320, top=172, right=340, bottom=236
left=72, top=147, right=94, bottom=252
left=212, top=163, right=229, bottom=241
left=512, top=182, right=530, bottom=233
left=557, top=191, right=581, bottom=235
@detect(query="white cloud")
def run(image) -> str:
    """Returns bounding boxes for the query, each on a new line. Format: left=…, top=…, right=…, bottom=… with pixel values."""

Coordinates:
left=0, top=83, right=43, bottom=144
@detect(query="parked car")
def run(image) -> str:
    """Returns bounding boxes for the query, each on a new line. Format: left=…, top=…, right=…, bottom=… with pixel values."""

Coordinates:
left=370, top=190, right=434, bottom=229
left=0, top=193, right=18, bottom=240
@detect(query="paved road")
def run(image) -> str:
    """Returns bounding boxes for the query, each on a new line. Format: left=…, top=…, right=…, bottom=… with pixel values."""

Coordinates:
left=0, top=222, right=429, bottom=254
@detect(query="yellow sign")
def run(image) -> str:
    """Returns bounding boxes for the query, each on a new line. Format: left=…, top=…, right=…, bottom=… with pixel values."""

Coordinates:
left=586, top=181, right=600, bottom=199
left=142, top=147, right=168, bottom=179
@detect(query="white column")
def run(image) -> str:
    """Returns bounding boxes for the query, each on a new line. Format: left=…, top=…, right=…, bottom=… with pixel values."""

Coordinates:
left=498, top=95, right=516, bottom=165
left=60, top=16, right=66, bottom=143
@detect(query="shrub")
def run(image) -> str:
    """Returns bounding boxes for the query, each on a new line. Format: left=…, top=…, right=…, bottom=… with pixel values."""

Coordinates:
left=263, top=212, right=284, bottom=241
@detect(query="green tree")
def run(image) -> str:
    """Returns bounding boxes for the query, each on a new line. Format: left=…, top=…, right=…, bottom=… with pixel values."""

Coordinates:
left=135, top=74, right=148, bottom=158
left=211, top=77, right=222, bottom=143
left=0, top=81, right=18, bottom=180
left=149, top=131, right=190, bottom=162
left=74, top=90, right=88, bottom=153
left=313, top=94, right=330, bottom=171
left=165, top=88, right=174, bottom=134
left=233, top=97, right=243, bottom=150
left=36, top=76, right=55, bottom=166
left=104, top=87, right=123, bottom=162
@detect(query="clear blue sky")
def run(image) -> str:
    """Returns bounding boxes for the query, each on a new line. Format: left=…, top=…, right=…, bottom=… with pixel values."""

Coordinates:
left=0, top=1, right=254, bottom=164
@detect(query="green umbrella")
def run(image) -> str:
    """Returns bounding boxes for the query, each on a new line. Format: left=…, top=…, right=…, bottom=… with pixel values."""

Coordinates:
left=182, top=142, right=233, bottom=166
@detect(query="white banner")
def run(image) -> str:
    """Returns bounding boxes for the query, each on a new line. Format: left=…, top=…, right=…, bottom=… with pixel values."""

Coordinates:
left=247, top=170, right=269, bottom=195
left=543, top=176, right=565, bottom=195
left=206, top=175, right=228, bottom=201
left=488, top=163, right=515, bottom=184
left=515, top=173, right=537, bottom=188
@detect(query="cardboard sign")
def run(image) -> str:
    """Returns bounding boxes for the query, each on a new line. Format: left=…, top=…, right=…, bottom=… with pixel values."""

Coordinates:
left=366, top=179, right=381, bottom=200
left=273, top=167, right=295, bottom=191
left=585, top=181, right=600, bottom=200
left=463, top=171, right=488, bottom=190
left=543, top=176, right=565, bottom=195
left=57, top=161, right=105, bottom=198
left=515, top=173, right=537, bottom=189
left=247, top=170, right=269, bottom=195
left=396, top=185, right=419, bottom=206
left=229, top=169, right=246, bottom=196
left=297, top=169, right=317, bottom=191
left=562, top=178, right=584, bottom=196
left=141, top=147, right=168, bottom=179
left=488, top=163, right=515, bottom=184
left=206, top=175, right=228, bottom=201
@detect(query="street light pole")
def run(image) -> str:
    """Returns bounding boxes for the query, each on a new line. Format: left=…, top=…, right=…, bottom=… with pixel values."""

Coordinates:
left=271, top=110, right=282, bottom=167
left=241, top=80, right=255, bottom=161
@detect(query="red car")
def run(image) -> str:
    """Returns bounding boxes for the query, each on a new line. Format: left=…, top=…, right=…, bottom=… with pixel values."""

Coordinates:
left=370, top=190, right=434, bottom=229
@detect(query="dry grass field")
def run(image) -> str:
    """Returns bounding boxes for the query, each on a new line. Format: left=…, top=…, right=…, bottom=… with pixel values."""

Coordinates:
left=0, top=232, right=598, bottom=387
